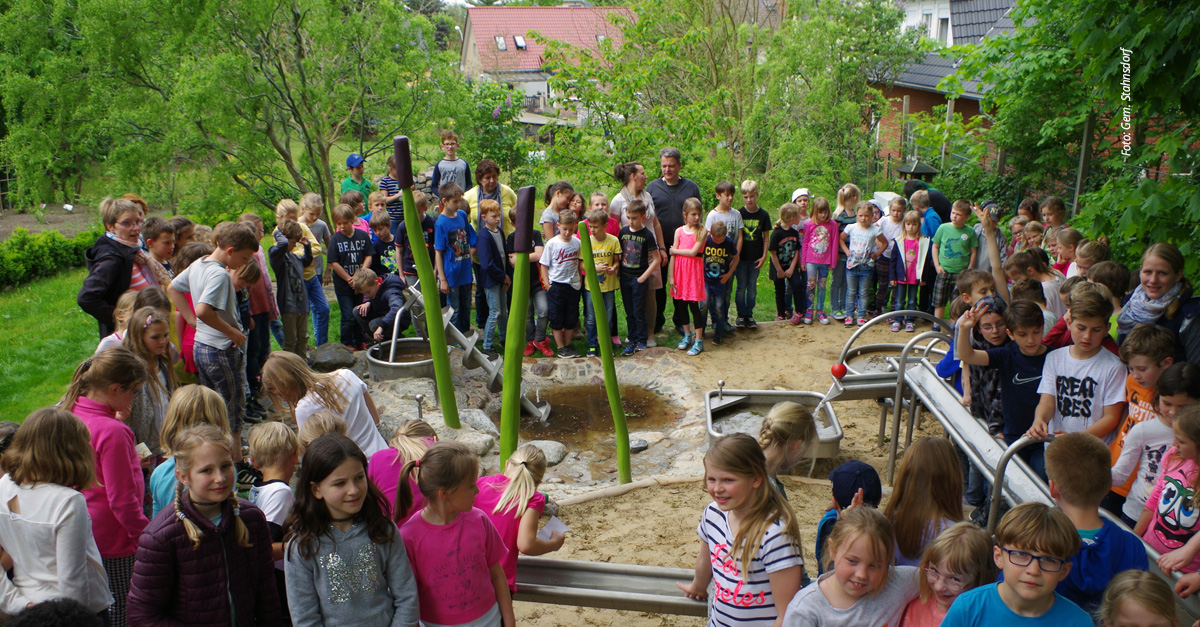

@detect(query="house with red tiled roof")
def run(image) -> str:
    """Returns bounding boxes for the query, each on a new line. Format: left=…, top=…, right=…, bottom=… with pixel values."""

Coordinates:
left=459, top=5, right=631, bottom=124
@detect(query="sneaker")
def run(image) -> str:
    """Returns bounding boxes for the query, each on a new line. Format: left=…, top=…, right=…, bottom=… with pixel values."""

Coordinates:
left=857, top=318, right=867, bottom=327
left=783, top=310, right=793, bottom=320
left=734, top=317, right=746, bottom=328
left=611, top=335, right=622, bottom=346
left=745, top=318, right=758, bottom=329
left=557, top=346, right=582, bottom=359
left=776, top=315, right=786, bottom=321
left=818, top=313, right=830, bottom=325
left=844, top=317, right=854, bottom=328
left=523, top=341, right=536, bottom=357
left=481, top=348, right=499, bottom=360
left=687, top=338, right=704, bottom=356
left=646, top=338, right=657, bottom=348
left=712, top=335, right=723, bottom=345
left=724, top=322, right=735, bottom=334
left=891, top=321, right=901, bottom=332
left=932, top=322, right=943, bottom=333
left=634, top=342, right=648, bottom=352
left=677, top=334, right=693, bottom=350
left=803, top=310, right=814, bottom=325
left=534, top=339, right=555, bottom=357
left=247, top=397, right=267, bottom=416
left=789, top=313, right=802, bottom=325
left=622, top=343, right=637, bottom=356
left=905, top=322, right=916, bottom=332
left=832, top=310, right=846, bottom=320
left=586, top=346, right=600, bottom=357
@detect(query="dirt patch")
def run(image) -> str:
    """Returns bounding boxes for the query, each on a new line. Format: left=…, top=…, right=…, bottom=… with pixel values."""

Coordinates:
left=0, top=203, right=101, bottom=240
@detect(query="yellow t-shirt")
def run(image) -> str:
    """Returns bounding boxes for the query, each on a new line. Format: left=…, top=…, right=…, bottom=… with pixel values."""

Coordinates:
left=292, top=222, right=323, bottom=281
left=588, top=234, right=622, bottom=293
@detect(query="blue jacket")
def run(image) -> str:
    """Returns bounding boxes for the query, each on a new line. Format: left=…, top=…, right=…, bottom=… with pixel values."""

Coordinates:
left=887, top=235, right=931, bottom=285
left=476, top=227, right=509, bottom=289
left=364, top=274, right=409, bottom=328
left=1057, top=518, right=1149, bottom=615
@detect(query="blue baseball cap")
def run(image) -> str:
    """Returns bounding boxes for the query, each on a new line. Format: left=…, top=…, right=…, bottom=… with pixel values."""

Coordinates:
left=346, top=153, right=365, bottom=168
left=828, top=460, right=882, bottom=509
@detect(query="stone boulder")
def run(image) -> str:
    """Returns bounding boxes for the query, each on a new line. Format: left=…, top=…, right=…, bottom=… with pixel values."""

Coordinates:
left=457, top=432, right=496, bottom=456
left=308, top=343, right=356, bottom=372
left=528, top=440, right=567, bottom=466
left=458, top=409, right=500, bottom=437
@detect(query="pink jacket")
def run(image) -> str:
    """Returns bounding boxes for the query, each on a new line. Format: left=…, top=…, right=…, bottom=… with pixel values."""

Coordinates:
left=72, top=396, right=149, bottom=558
left=247, top=249, right=279, bottom=319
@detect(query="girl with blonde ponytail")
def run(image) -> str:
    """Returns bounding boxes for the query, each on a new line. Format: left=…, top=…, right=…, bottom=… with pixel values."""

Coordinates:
left=758, top=401, right=816, bottom=498
left=369, top=418, right=437, bottom=523
left=474, top=443, right=566, bottom=591
left=127, top=424, right=282, bottom=625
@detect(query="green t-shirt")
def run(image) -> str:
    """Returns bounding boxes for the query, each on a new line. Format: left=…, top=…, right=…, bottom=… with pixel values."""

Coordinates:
left=932, top=223, right=977, bottom=274
left=340, top=176, right=374, bottom=200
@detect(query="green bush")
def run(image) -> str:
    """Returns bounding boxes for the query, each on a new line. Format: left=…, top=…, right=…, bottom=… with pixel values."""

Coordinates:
left=930, top=161, right=1027, bottom=213
left=0, top=228, right=102, bottom=288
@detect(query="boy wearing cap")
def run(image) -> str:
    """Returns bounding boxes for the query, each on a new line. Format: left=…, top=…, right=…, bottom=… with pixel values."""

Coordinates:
left=791, top=188, right=811, bottom=218
left=814, top=460, right=883, bottom=574
left=341, top=153, right=375, bottom=199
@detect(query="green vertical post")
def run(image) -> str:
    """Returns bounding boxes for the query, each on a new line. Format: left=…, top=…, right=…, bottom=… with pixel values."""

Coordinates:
left=394, top=136, right=459, bottom=428
left=499, top=186, right=537, bottom=466
left=577, top=220, right=631, bottom=483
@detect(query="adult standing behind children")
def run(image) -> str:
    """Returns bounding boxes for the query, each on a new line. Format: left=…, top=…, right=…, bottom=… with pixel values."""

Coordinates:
left=79, top=197, right=147, bottom=338
left=647, top=147, right=702, bottom=335
left=168, top=221, right=259, bottom=434
left=430, top=130, right=472, bottom=196
left=465, top=160, right=516, bottom=331
left=1117, top=242, right=1200, bottom=366
left=612, top=162, right=668, bottom=344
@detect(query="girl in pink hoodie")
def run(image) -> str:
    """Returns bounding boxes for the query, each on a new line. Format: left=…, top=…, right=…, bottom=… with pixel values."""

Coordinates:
left=64, top=347, right=150, bottom=627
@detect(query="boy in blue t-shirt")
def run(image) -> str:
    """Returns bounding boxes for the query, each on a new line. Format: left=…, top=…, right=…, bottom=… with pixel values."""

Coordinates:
left=433, top=183, right=476, bottom=334
left=327, top=203, right=373, bottom=348
left=958, top=300, right=1050, bottom=479
left=942, top=503, right=1091, bottom=627
left=1043, top=433, right=1149, bottom=615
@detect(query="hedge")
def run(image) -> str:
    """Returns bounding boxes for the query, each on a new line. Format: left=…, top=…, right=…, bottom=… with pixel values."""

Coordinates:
left=0, top=227, right=102, bottom=288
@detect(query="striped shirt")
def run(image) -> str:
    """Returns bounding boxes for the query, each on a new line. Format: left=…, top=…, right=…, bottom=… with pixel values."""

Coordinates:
left=698, top=503, right=803, bottom=626
left=379, top=175, right=403, bottom=220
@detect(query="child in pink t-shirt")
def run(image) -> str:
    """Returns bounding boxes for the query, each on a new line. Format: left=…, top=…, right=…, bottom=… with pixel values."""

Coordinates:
left=399, top=442, right=513, bottom=627
left=1139, top=407, right=1200, bottom=575
left=474, top=444, right=566, bottom=591
left=367, top=419, right=436, bottom=526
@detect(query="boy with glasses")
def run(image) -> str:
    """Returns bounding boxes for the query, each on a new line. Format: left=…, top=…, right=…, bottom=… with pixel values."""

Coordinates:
left=941, top=502, right=1091, bottom=626
left=430, top=130, right=472, bottom=196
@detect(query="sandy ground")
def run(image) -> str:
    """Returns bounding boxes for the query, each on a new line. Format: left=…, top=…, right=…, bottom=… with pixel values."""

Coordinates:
left=515, top=318, right=947, bottom=625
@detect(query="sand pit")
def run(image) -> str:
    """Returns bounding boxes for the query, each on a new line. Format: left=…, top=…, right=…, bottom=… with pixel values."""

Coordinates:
left=502, top=320, right=948, bottom=625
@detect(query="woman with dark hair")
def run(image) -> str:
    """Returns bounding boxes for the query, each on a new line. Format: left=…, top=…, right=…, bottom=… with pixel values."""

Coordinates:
left=610, top=162, right=668, bottom=346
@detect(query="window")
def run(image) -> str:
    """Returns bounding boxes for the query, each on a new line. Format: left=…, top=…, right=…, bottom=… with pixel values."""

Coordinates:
left=494, top=36, right=507, bottom=51
left=938, top=18, right=949, bottom=44
left=595, top=34, right=607, bottom=44
left=922, top=13, right=932, bottom=35
left=514, top=35, right=527, bottom=50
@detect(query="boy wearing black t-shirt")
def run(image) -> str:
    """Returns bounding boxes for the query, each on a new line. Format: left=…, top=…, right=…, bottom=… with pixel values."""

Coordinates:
left=328, top=203, right=374, bottom=348
left=703, top=221, right=739, bottom=345
left=618, top=200, right=660, bottom=355
left=736, top=180, right=770, bottom=328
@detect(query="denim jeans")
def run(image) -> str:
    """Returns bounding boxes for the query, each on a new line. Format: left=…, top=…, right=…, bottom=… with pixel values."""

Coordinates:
left=844, top=265, right=874, bottom=320
left=733, top=262, right=761, bottom=320
left=703, top=278, right=729, bottom=341
left=892, top=283, right=919, bottom=323
left=447, top=284, right=472, bottom=334
left=1005, top=434, right=1047, bottom=483
left=269, top=318, right=284, bottom=347
left=583, top=289, right=617, bottom=348
left=304, top=275, right=330, bottom=346
left=482, top=284, right=508, bottom=350
left=805, top=263, right=830, bottom=313
left=335, top=291, right=363, bottom=346
left=523, top=290, right=549, bottom=343
left=830, top=260, right=847, bottom=313
left=620, top=275, right=648, bottom=344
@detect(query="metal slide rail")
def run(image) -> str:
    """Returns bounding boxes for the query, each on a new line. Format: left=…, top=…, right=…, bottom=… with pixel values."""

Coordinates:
left=513, top=556, right=707, bottom=617
left=898, top=364, right=1200, bottom=622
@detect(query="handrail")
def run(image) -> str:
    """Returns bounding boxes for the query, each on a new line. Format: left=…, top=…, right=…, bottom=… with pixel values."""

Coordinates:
left=387, top=282, right=422, bottom=362
left=987, top=436, right=1053, bottom=536
left=887, top=331, right=951, bottom=482
left=836, top=309, right=947, bottom=364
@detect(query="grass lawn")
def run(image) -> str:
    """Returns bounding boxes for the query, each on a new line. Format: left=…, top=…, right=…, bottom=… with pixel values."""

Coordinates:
left=0, top=268, right=99, bottom=421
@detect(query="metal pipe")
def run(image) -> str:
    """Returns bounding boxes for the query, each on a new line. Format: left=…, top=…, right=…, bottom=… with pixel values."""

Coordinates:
left=415, top=394, right=424, bottom=423
left=836, top=310, right=947, bottom=364
left=987, top=436, right=1052, bottom=536
left=887, top=331, right=950, bottom=483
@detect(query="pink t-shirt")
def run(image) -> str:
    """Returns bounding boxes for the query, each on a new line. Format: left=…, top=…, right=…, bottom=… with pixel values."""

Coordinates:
left=1143, top=447, right=1200, bottom=573
left=401, top=507, right=507, bottom=625
left=899, top=595, right=947, bottom=627
left=474, top=474, right=547, bottom=591
left=367, top=447, right=423, bottom=525
left=801, top=219, right=838, bottom=267
left=902, top=238, right=920, bottom=284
